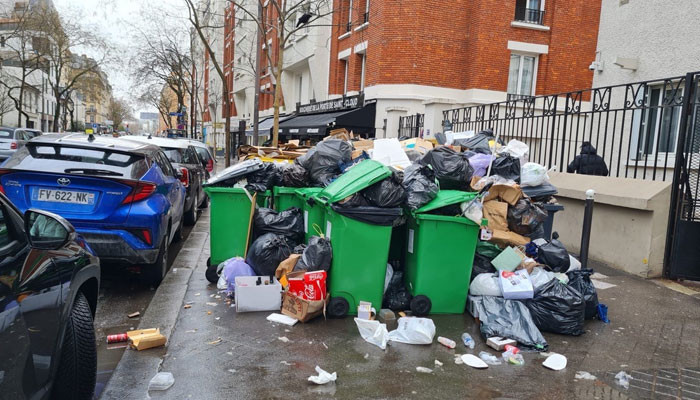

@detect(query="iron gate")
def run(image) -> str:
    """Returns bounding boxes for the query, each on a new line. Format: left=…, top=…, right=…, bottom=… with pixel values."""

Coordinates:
left=665, top=72, right=700, bottom=280
left=398, top=113, right=424, bottom=138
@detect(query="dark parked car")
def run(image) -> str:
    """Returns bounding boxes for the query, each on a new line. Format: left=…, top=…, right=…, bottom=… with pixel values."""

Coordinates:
left=0, top=195, right=100, bottom=399
left=0, top=133, right=186, bottom=284
left=185, top=139, right=216, bottom=174
left=124, top=135, right=208, bottom=225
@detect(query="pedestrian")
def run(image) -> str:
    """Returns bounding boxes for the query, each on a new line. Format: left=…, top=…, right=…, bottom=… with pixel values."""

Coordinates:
left=567, top=141, right=609, bottom=176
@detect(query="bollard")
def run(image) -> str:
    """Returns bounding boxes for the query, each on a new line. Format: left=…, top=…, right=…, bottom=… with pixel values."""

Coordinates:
left=579, top=189, right=595, bottom=269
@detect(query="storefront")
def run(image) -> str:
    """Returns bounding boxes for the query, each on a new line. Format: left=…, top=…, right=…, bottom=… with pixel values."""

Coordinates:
left=278, top=95, right=376, bottom=140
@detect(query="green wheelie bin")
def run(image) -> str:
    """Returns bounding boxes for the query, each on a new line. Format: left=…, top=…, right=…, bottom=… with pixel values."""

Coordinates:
left=203, top=187, right=256, bottom=282
left=255, top=190, right=272, bottom=208
left=314, top=160, right=401, bottom=317
left=273, top=186, right=304, bottom=211
left=404, top=190, right=480, bottom=315
left=296, top=187, right=325, bottom=243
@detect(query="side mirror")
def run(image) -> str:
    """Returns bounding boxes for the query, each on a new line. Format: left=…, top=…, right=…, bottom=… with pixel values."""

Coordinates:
left=24, top=209, right=75, bottom=250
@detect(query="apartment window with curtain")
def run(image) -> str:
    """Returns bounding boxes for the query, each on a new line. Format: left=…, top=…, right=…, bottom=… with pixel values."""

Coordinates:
left=514, top=0, right=544, bottom=25
left=507, top=53, right=536, bottom=97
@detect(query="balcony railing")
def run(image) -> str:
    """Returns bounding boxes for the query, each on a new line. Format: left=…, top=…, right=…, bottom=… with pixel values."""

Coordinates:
left=507, top=93, right=535, bottom=102
left=514, top=6, right=544, bottom=25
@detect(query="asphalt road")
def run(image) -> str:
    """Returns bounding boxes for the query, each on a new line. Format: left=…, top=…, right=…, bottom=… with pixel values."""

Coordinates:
left=92, top=222, right=196, bottom=399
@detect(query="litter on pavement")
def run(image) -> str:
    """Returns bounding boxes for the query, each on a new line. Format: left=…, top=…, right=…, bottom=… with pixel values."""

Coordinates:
left=308, top=366, right=337, bottom=385
left=148, top=372, right=175, bottom=391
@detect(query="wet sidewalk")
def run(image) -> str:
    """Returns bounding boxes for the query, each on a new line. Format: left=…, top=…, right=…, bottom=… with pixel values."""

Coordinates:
left=101, top=210, right=700, bottom=399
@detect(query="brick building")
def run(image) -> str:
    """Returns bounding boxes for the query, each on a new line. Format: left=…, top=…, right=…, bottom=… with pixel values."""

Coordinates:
left=328, top=0, right=602, bottom=138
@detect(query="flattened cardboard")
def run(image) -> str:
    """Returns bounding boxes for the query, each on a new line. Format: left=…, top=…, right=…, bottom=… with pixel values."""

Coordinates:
left=281, top=291, right=327, bottom=323
left=244, top=192, right=257, bottom=257
left=275, top=254, right=301, bottom=280
left=489, top=229, right=530, bottom=247
left=483, top=184, right=522, bottom=206
left=482, top=201, right=509, bottom=231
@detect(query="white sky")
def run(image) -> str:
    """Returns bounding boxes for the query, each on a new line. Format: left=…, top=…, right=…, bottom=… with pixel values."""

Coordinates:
left=52, top=0, right=191, bottom=114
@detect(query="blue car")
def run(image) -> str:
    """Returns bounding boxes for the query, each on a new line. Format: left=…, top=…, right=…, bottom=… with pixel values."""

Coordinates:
left=0, top=133, right=186, bottom=284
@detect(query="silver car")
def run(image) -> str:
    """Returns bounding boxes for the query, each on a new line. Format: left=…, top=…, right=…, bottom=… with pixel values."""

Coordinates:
left=0, top=127, right=33, bottom=160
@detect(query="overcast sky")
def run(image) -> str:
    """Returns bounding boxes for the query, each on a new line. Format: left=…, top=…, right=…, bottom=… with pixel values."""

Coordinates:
left=53, top=0, right=191, bottom=114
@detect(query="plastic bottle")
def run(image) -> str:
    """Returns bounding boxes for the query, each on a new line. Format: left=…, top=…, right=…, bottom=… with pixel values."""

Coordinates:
left=461, top=333, right=475, bottom=349
left=503, top=344, right=519, bottom=354
left=437, top=336, right=456, bottom=349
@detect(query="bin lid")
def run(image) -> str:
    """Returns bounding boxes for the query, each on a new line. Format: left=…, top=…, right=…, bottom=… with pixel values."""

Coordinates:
left=414, top=190, right=478, bottom=214
left=316, top=160, right=392, bottom=204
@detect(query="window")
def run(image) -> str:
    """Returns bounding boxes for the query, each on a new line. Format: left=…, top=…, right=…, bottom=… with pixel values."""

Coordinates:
left=155, top=152, right=175, bottom=177
left=515, top=0, right=544, bottom=25
left=364, top=0, right=370, bottom=23
left=342, top=60, right=349, bottom=94
left=507, top=54, right=536, bottom=96
left=297, top=74, right=303, bottom=103
left=347, top=0, right=353, bottom=31
left=632, top=86, right=683, bottom=157
left=0, top=36, right=5, bottom=47
left=360, top=54, right=366, bottom=91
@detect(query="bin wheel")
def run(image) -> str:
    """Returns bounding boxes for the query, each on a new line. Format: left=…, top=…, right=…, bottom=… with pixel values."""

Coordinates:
left=206, top=257, right=211, bottom=267
left=410, top=295, right=432, bottom=317
left=205, top=265, right=219, bottom=284
left=328, top=297, right=349, bottom=318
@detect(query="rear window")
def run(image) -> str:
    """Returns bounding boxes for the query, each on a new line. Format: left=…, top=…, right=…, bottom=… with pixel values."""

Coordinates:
left=163, top=148, right=185, bottom=164
left=4, top=144, right=150, bottom=179
left=194, top=147, right=211, bottom=162
left=0, top=129, right=12, bottom=139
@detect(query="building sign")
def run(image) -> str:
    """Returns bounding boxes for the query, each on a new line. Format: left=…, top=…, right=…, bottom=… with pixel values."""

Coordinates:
left=297, top=94, right=364, bottom=115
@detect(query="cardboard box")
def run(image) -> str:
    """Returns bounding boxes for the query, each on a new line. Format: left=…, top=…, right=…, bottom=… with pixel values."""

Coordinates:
left=489, top=229, right=530, bottom=247
left=281, top=291, right=327, bottom=323
left=482, top=200, right=509, bottom=231
left=235, top=276, right=282, bottom=312
left=483, top=184, right=522, bottom=206
left=487, top=337, right=517, bottom=351
left=127, top=328, right=166, bottom=351
left=284, top=270, right=327, bottom=301
left=275, top=253, right=301, bottom=280
left=498, top=270, right=534, bottom=300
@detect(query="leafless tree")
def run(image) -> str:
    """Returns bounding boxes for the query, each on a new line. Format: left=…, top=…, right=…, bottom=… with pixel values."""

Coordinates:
left=107, top=97, right=133, bottom=131
left=0, top=85, right=13, bottom=125
left=138, top=84, right=176, bottom=131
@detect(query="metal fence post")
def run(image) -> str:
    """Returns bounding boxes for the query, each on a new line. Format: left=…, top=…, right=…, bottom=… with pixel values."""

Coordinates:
left=580, top=189, right=595, bottom=269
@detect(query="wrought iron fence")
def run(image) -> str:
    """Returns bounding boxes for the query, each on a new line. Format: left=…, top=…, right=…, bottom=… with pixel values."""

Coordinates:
left=514, top=6, right=544, bottom=25
left=442, top=73, right=700, bottom=182
left=398, top=113, right=424, bottom=138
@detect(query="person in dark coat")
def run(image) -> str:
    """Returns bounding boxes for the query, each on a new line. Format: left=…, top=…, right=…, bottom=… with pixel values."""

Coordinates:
left=567, top=142, right=609, bottom=176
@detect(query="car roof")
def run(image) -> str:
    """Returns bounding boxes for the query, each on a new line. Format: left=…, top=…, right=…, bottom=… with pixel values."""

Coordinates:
left=185, top=139, right=208, bottom=149
left=123, top=135, right=191, bottom=149
left=17, top=128, right=41, bottom=133
left=30, top=133, right=160, bottom=154
left=0, top=126, right=16, bottom=132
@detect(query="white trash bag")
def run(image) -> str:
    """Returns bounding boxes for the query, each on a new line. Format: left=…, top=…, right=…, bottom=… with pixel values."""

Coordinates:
left=520, top=162, right=549, bottom=187
left=387, top=317, right=436, bottom=345
left=500, top=139, right=530, bottom=166
left=354, top=318, right=389, bottom=350
left=469, top=273, right=502, bottom=297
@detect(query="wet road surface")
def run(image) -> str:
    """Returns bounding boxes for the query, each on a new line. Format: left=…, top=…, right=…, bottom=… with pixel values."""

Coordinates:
left=92, top=222, right=195, bottom=399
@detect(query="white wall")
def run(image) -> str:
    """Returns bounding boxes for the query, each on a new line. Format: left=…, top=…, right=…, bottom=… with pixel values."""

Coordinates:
left=592, top=0, right=700, bottom=88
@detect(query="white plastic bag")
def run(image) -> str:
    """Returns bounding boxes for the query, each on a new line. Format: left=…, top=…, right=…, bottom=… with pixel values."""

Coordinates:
left=308, top=366, right=337, bottom=385
left=520, top=162, right=549, bottom=187
left=566, top=255, right=582, bottom=272
left=461, top=199, right=483, bottom=225
left=217, top=274, right=227, bottom=290
left=500, top=139, right=529, bottom=165
left=354, top=318, right=389, bottom=350
left=372, top=139, right=411, bottom=169
left=469, top=273, right=502, bottom=296
left=387, top=317, right=436, bottom=345
left=529, top=267, right=557, bottom=290
left=384, top=263, right=394, bottom=294
left=148, top=372, right=175, bottom=391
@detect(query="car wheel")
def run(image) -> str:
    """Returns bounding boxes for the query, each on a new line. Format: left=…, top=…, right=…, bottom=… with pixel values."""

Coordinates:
left=51, top=292, right=96, bottom=400
left=144, top=232, right=169, bottom=285
left=185, top=193, right=198, bottom=226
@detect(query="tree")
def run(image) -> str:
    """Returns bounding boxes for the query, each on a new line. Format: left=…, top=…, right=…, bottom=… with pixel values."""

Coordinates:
left=137, top=84, right=176, bottom=132
left=31, top=3, right=109, bottom=132
left=224, top=0, right=336, bottom=147
left=107, top=97, right=132, bottom=132
left=0, top=85, right=13, bottom=125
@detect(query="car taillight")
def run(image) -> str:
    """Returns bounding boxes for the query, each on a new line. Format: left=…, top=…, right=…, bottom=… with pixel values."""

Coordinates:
left=10, top=141, right=17, bottom=150
left=206, top=158, right=213, bottom=172
left=179, top=167, right=189, bottom=188
left=0, top=168, right=14, bottom=194
left=121, top=181, right=157, bottom=205
left=129, top=229, right=153, bottom=246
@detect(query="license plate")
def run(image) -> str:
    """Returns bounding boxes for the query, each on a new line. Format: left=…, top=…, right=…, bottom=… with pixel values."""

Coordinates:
left=0, top=143, right=9, bottom=150
left=33, top=188, right=95, bottom=205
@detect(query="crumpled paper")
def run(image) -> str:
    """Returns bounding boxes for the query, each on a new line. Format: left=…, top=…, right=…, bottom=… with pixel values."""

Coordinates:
left=308, top=366, right=337, bottom=385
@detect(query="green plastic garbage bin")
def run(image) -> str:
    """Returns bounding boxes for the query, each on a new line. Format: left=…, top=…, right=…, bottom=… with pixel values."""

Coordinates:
left=255, top=190, right=272, bottom=208
left=296, top=187, right=324, bottom=243
left=314, top=160, right=398, bottom=317
left=404, top=190, right=480, bottom=315
left=203, top=187, right=255, bottom=282
left=273, top=186, right=304, bottom=212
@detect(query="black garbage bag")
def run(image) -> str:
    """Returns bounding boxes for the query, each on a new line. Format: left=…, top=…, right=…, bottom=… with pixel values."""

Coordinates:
left=293, top=244, right=306, bottom=254
left=458, top=128, right=504, bottom=154
left=362, top=171, right=407, bottom=208
left=419, top=146, right=474, bottom=190
left=507, top=198, right=548, bottom=236
left=303, top=139, right=353, bottom=186
left=280, top=163, right=309, bottom=187
left=295, top=236, right=332, bottom=272
left=383, top=271, right=412, bottom=311
left=245, top=162, right=281, bottom=192
left=330, top=204, right=403, bottom=226
left=245, top=233, right=294, bottom=276
left=405, top=150, right=423, bottom=163
left=429, top=203, right=463, bottom=216
left=403, top=164, right=439, bottom=210
left=253, top=207, right=304, bottom=242
left=471, top=253, right=497, bottom=282
left=337, top=193, right=371, bottom=207
left=490, top=154, right=521, bottom=182
left=567, top=269, right=599, bottom=320
left=472, top=295, right=548, bottom=350
left=537, top=236, right=571, bottom=272
left=525, top=278, right=585, bottom=336
left=205, top=159, right=264, bottom=187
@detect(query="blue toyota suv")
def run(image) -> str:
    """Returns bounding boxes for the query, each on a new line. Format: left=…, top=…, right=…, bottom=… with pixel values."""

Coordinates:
left=0, top=133, right=186, bottom=284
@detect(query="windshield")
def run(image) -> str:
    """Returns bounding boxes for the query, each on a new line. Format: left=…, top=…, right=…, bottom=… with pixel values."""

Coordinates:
left=4, top=144, right=150, bottom=179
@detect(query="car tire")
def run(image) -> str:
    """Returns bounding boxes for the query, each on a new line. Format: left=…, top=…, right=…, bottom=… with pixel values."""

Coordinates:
left=144, top=232, right=169, bottom=286
left=51, top=292, right=96, bottom=400
left=185, top=193, right=198, bottom=226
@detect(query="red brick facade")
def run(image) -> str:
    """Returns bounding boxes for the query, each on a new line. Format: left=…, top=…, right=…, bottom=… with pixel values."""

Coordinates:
left=329, top=0, right=601, bottom=97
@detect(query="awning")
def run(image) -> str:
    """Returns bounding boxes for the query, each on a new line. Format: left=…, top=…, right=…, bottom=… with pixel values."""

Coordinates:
left=278, top=102, right=376, bottom=136
left=245, top=115, right=294, bottom=136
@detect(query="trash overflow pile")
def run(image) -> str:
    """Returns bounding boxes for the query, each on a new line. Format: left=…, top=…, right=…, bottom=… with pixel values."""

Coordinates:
left=200, top=130, right=609, bottom=381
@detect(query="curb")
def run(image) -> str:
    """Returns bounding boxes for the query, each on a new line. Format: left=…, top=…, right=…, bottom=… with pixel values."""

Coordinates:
left=100, top=211, right=209, bottom=399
